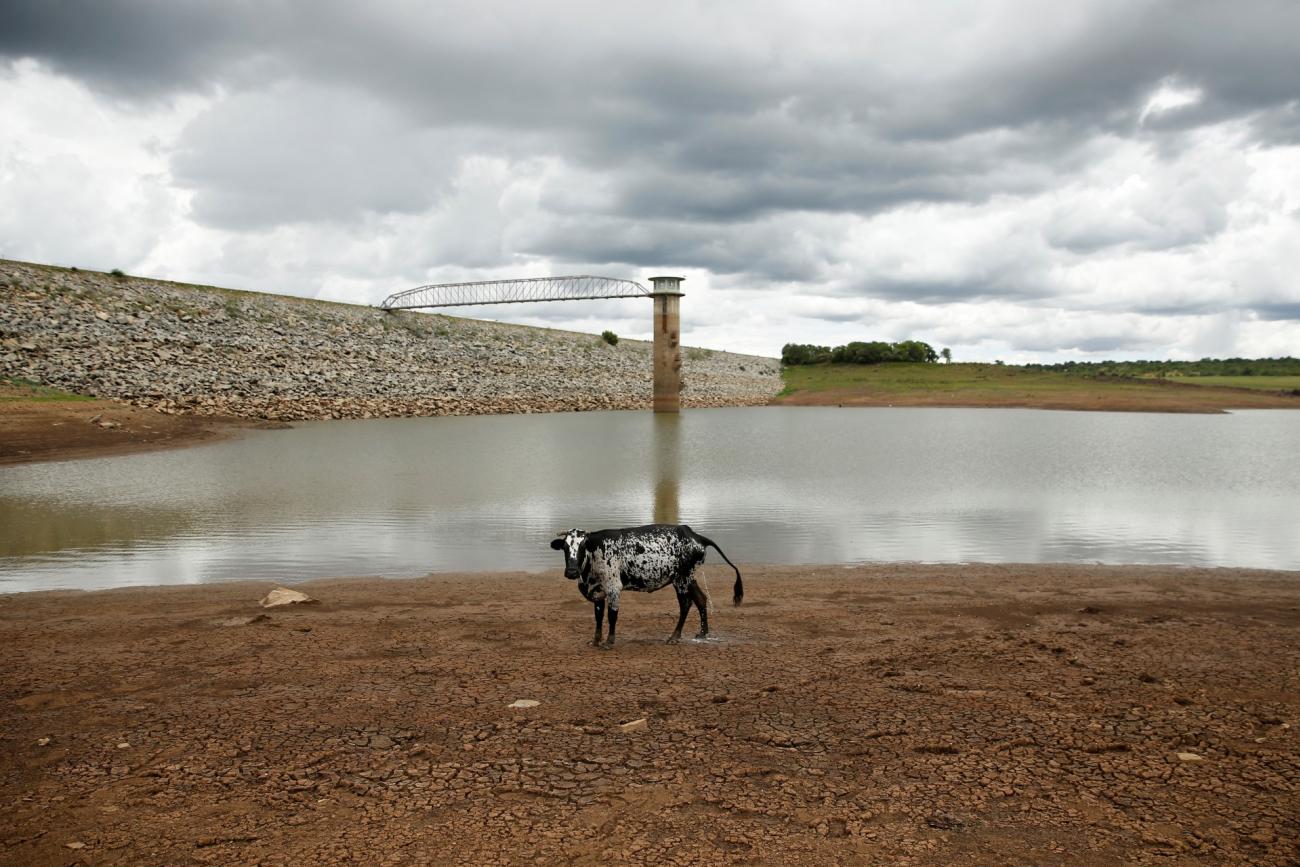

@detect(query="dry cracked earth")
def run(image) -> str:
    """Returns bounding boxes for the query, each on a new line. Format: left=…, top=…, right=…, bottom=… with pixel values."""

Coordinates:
left=2, top=564, right=1297, bottom=865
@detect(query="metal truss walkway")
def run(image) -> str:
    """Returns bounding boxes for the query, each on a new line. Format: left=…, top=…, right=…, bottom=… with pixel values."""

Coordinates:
left=379, top=275, right=649, bottom=310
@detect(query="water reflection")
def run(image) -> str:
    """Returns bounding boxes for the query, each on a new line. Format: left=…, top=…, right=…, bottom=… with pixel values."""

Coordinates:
left=652, top=413, right=681, bottom=524
left=0, top=498, right=198, bottom=558
left=2, top=407, right=1298, bottom=592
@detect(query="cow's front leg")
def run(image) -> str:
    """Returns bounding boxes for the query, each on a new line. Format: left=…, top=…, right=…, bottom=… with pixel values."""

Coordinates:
left=668, top=589, right=691, bottom=643
left=601, top=599, right=619, bottom=649
left=591, top=599, right=606, bottom=647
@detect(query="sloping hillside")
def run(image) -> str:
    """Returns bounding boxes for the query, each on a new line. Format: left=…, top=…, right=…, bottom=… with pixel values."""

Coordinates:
left=0, top=260, right=780, bottom=420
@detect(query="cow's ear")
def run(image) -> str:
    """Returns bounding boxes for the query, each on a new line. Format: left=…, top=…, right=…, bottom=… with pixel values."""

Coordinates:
left=550, top=537, right=566, bottom=550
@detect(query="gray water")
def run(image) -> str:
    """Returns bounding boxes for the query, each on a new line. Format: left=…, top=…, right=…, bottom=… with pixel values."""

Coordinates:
left=2, top=407, right=1297, bottom=592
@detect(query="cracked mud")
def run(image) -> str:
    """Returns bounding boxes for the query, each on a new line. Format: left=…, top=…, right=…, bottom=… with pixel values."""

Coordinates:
left=2, top=564, right=1297, bottom=865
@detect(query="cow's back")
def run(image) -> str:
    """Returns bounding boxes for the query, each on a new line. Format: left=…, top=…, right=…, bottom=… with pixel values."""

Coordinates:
left=589, top=525, right=704, bottom=592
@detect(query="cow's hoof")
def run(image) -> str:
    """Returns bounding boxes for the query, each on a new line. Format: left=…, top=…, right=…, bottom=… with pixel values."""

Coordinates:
left=599, top=640, right=616, bottom=650
left=589, top=638, right=604, bottom=647
left=666, top=635, right=681, bottom=645
left=694, top=631, right=709, bottom=640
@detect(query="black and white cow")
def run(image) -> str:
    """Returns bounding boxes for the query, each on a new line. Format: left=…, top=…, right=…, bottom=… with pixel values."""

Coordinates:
left=550, top=524, right=743, bottom=648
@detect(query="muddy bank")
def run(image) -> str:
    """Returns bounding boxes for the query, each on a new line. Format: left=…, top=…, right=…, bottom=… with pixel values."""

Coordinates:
left=2, top=564, right=1297, bottom=865
left=774, top=384, right=1300, bottom=414
left=0, top=391, right=256, bottom=465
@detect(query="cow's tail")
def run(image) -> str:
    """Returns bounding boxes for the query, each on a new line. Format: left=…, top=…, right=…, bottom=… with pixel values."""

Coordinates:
left=696, top=533, right=743, bottom=606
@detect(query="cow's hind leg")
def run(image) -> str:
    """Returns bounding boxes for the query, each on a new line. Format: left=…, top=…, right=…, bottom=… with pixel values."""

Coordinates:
left=689, top=580, right=710, bottom=639
left=667, top=590, right=692, bottom=644
left=591, top=599, right=606, bottom=647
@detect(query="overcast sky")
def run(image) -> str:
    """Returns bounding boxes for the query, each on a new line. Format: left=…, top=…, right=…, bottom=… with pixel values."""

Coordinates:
left=2, top=1, right=1298, bottom=361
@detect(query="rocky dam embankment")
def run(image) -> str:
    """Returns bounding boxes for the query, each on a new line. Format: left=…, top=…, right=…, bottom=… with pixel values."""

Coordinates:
left=0, top=260, right=781, bottom=420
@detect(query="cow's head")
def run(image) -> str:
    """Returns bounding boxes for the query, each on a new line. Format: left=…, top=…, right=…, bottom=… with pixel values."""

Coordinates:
left=550, top=529, right=589, bottom=580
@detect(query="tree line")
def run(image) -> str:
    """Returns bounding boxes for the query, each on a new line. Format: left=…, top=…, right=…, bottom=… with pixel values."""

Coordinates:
left=782, top=340, right=940, bottom=366
left=1024, top=357, right=1300, bottom=377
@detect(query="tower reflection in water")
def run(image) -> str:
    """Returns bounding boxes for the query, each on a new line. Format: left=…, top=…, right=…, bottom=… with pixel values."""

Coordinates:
left=652, top=412, right=681, bottom=524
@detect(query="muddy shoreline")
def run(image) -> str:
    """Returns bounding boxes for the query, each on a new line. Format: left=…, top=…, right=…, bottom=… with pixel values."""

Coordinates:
left=774, top=385, right=1300, bottom=413
left=3, top=564, right=1296, bottom=864
left=0, top=395, right=261, bottom=466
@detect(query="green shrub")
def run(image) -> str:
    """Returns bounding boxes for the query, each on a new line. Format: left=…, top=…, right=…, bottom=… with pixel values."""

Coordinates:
left=601, top=330, right=619, bottom=346
left=781, top=343, right=831, bottom=365
left=782, top=339, right=939, bottom=366
left=110, top=268, right=125, bottom=278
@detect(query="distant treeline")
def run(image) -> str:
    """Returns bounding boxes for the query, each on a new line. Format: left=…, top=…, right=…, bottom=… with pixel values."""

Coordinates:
left=782, top=340, right=939, bottom=366
left=1024, top=357, right=1300, bottom=377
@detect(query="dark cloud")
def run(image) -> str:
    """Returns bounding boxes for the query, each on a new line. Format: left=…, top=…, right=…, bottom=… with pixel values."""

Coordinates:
left=1044, top=205, right=1231, bottom=254
left=518, top=213, right=835, bottom=284
left=1251, top=303, right=1300, bottom=321
left=1071, top=335, right=1159, bottom=353
left=1008, top=331, right=1164, bottom=355
left=792, top=310, right=864, bottom=324
left=2, top=0, right=1297, bottom=361
left=5, top=1, right=1295, bottom=238
left=170, top=82, right=468, bottom=228
left=596, top=135, right=1054, bottom=223
left=1136, top=302, right=1225, bottom=318
left=0, top=1, right=278, bottom=98
left=1251, top=101, right=1300, bottom=145
left=857, top=277, right=1052, bottom=305
left=7, top=2, right=1298, bottom=147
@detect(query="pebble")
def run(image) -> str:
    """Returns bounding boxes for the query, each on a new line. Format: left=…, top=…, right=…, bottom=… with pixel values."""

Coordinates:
left=261, top=587, right=317, bottom=608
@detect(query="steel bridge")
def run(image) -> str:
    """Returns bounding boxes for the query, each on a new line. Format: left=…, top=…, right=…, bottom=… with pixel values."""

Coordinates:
left=378, top=275, right=649, bottom=310
left=378, top=273, right=686, bottom=413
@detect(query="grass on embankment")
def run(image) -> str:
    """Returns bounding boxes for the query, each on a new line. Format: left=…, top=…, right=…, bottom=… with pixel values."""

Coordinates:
left=0, top=377, right=93, bottom=403
left=773, top=363, right=1300, bottom=413
left=1162, top=374, right=1300, bottom=392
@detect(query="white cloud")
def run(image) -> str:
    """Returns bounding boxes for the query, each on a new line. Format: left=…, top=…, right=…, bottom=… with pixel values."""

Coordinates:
left=0, top=60, right=201, bottom=269
left=1, top=2, right=1298, bottom=364
left=1140, top=77, right=1204, bottom=125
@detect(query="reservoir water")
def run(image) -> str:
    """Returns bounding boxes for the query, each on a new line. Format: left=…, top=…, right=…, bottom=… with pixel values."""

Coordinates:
left=2, top=407, right=1298, bottom=592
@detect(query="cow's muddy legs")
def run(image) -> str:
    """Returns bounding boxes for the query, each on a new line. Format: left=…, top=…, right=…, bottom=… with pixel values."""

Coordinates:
left=689, top=580, right=710, bottom=639
left=667, top=590, right=692, bottom=643
left=600, top=607, right=618, bottom=649
left=591, top=599, right=605, bottom=647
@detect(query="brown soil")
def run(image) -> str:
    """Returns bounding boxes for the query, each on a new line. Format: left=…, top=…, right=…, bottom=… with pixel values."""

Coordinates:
left=2, top=565, right=1296, bottom=865
left=775, top=383, right=1300, bottom=413
left=0, top=397, right=261, bottom=465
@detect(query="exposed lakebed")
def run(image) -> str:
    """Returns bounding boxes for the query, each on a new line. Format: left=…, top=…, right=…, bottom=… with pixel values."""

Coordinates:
left=2, top=407, right=1298, bottom=591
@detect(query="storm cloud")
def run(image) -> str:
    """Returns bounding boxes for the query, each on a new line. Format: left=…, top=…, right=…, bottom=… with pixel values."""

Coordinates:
left=1, top=0, right=1297, bottom=360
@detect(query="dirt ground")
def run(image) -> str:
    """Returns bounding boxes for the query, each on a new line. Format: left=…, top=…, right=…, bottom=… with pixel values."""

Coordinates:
left=2, top=565, right=1296, bottom=865
left=0, top=395, right=254, bottom=465
left=774, top=385, right=1300, bottom=413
